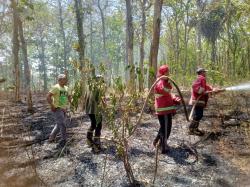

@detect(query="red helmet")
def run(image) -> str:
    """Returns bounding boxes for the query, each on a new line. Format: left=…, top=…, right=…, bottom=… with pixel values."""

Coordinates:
left=158, top=65, right=169, bottom=77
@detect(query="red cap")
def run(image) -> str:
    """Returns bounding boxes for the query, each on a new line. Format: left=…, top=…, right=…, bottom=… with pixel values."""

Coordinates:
left=158, top=65, right=169, bottom=77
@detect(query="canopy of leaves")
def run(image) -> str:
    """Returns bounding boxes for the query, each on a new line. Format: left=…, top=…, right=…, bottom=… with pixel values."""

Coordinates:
left=200, top=6, right=226, bottom=43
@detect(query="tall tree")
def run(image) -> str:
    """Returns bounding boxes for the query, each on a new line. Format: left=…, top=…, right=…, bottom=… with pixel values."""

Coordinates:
left=74, top=0, right=85, bottom=68
left=37, top=35, right=48, bottom=91
left=97, top=0, right=112, bottom=81
left=18, top=16, right=33, bottom=111
left=97, top=0, right=107, bottom=55
left=148, top=0, right=163, bottom=87
left=138, top=0, right=151, bottom=92
left=183, top=0, right=191, bottom=72
left=11, top=0, right=21, bottom=102
left=200, top=5, right=225, bottom=67
left=125, top=0, right=135, bottom=92
left=195, top=0, right=204, bottom=67
left=57, top=0, right=67, bottom=70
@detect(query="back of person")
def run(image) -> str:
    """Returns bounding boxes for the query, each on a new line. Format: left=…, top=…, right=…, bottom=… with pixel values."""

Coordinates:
left=85, top=75, right=105, bottom=153
left=85, top=84, right=101, bottom=115
left=154, top=79, right=176, bottom=115
left=153, top=65, right=181, bottom=154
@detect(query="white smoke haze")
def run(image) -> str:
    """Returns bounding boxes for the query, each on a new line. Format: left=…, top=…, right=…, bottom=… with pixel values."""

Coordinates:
left=225, top=82, right=250, bottom=91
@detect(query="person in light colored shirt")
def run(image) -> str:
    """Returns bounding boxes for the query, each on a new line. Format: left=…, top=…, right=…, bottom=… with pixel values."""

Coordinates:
left=47, top=74, right=71, bottom=148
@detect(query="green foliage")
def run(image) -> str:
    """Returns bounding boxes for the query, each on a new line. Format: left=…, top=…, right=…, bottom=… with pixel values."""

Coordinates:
left=113, top=76, right=125, bottom=94
left=149, top=66, right=155, bottom=78
left=70, top=80, right=83, bottom=112
left=204, top=63, right=225, bottom=85
left=200, top=5, right=226, bottom=43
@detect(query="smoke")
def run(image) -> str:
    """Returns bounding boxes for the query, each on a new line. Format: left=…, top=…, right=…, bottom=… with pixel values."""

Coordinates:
left=225, top=83, right=250, bottom=91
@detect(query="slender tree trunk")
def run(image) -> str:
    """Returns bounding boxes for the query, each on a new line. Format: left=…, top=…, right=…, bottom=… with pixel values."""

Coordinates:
left=125, top=0, right=135, bottom=92
left=18, top=18, right=33, bottom=111
left=226, top=0, right=232, bottom=76
left=174, top=15, right=180, bottom=66
left=148, top=0, right=163, bottom=88
left=97, top=0, right=107, bottom=55
left=166, top=17, right=175, bottom=68
left=97, top=0, right=112, bottom=82
left=90, top=13, right=94, bottom=63
left=11, top=0, right=21, bottom=102
left=184, top=0, right=191, bottom=72
left=139, top=0, right=147, bottom=92
left=196, top=0, right=203, bottom=68
left=40, top=37, right=48, bottom=91
left=57, top=0, right=67, bottom=70
left=74, top=0, right=85, bottom=68
left=211, top=40, right=217, bottom=69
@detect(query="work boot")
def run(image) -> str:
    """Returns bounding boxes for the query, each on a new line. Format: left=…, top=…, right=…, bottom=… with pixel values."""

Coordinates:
left=92, top=136, right=101, bottom=153
left=189, top=128, right=205, bottom=136
left=86, top=131, right=94, bottom=147
left=188, top=120, right=205, bottom=136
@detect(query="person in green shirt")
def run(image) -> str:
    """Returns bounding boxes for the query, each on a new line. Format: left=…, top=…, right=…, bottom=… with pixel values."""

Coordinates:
left=47, top=74, right=71, bottom=148
left=85, top=75, right=106, bottom=153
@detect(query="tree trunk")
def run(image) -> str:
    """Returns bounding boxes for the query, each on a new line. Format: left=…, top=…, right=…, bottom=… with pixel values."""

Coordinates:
left=174, top=14, right=180, bottom=66
left=35, top=35, right=48, bottom=92
left=18, top=17, right=33, bottom=112
left=11, top=0, right=21, bottom=102
left=97, top=0, right=107, bottom=55
left=148, top=0, right=163, bottom=88
left=97, top=0, right=112, bottom=82
left=211, top=40, right=217, bottom=69
left=74, top=0, right=85, bottom=68
left=196, top=0, right=203, bottom=69
left=139, top=0, right=147, bottom=92
left=90, top=13, right=94, bottom=63
left=57, top=0, right=67, bottom=70
left=125, top=0, right=135, bottom=92
left=183, top=0, right=191, bottom=72
left=40, top=37, right=48, bottom=91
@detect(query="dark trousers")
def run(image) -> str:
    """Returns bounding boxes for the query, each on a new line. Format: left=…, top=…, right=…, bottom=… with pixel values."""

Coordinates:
left=189, top=106, right=204, bottom=129
left=88, top=114, right=102, bottom=137
left=193, top=106, right=204, bottom=121
left=155, top=114, right=172, bottom=143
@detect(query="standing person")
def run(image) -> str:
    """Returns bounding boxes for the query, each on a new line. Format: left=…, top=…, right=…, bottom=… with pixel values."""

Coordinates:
left=85, top=75, right=106, bottom=153
left=47, top=74, right=71, bottom=148
left=153, top=65, right=180, bottom=154
left=189, top=68, right=218, bottom=136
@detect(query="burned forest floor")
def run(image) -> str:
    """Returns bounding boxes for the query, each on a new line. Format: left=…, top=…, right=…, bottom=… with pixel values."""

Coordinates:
left=0, top=91, right=250, bottom=187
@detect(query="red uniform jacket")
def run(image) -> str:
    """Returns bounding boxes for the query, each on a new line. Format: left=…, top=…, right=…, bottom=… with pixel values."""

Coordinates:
left=154, top=65, right=180, bottom=115
left=189, top=75, right=213, bottom=107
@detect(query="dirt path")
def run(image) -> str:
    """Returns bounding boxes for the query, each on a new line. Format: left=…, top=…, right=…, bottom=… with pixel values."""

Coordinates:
left=0, top=92, right=249, bottom=187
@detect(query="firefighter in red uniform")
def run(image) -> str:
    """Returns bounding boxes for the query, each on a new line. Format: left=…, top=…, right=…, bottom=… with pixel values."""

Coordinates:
left=153, top=65, right=180, bottom=154
left=189, top=68, right=217, bottom=136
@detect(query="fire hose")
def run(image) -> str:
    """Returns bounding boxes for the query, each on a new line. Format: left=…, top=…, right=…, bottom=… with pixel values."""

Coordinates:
left=188, top=88, right=226, bottom=121
left=129, top=75, right=188, bottom=138
left=129, top=76, right=225, bottom=138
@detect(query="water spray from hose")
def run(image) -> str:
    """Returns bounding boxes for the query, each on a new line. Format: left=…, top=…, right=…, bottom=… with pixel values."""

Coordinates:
left=131, top=81, right=250, bottom=138
left=189, top=82, right=250, bottom=121
left=225, top=83, right=250, bottom=91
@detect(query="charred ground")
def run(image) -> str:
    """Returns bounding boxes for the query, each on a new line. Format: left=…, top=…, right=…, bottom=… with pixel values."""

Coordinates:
left=0, top=91, right=249, bottom=187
